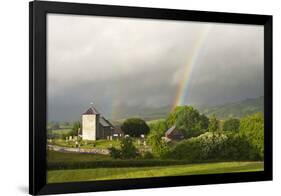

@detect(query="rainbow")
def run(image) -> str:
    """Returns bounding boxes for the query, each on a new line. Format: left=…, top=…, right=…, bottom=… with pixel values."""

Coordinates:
left=171, top=25, right=211, bottom=111
left=110, top=25, right=212, bottom=120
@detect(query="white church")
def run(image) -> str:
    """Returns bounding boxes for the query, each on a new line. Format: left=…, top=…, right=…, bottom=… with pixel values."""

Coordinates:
left=81, top=105, right=123, bottom=140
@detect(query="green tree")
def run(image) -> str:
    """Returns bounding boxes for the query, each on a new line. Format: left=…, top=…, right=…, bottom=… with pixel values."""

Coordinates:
left=149, top=120, right=167, bottom=137
left=199, top=114, right=209, bottom=130
left=121, top=118, right=150, bottom=137
left=147, top=121, right=169, bottom=157
left=166, top=106, right=209, bottom=138
left=175, top=106, right=200, bottom=132
left=166, top=106, right=183, bottom=127
left=223, top=118, right=240, bottom=132
left=208, top=115, right=219, bottom=133
left=239, top=113, right=264, bottom=159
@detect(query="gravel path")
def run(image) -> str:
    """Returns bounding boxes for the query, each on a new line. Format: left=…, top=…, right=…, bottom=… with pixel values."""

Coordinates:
left=47, top=145, right=110, bottom=155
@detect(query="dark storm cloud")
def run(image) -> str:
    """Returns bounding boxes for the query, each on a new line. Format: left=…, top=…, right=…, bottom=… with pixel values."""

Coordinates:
left=185, top=24, right=264, bottom=105
left=47, top=14, right=263, bottom=122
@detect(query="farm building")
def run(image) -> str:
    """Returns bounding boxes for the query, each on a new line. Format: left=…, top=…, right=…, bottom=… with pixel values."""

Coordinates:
left=82, top=105, right=123, bottom=140
left=164, top=125, right=185, bottom=141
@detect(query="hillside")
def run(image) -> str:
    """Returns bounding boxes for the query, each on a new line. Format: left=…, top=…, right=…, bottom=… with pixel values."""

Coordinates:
left=112, top=96, right=264, bottom=122
left=196, top=96, right=264, bottom=119
left=111, top=106, right=170, bottom=124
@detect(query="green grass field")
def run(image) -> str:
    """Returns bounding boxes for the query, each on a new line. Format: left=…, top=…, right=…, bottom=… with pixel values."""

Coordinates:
left=48, top=161, right=263, bottom=183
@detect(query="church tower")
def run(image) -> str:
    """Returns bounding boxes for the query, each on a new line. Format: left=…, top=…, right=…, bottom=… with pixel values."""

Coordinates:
left=82, top=105, right=100, bottom=140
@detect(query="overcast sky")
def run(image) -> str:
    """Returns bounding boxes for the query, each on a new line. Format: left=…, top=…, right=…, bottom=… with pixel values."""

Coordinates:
left=47, top=14, right=264, bottom=122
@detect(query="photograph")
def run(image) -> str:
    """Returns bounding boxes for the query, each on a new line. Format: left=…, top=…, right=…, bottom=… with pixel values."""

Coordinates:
left=46, top=13, right=264, bottom=184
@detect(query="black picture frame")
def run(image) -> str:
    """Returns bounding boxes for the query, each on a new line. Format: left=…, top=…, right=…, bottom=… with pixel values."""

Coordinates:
left=29, top=1, right=273, bottom=195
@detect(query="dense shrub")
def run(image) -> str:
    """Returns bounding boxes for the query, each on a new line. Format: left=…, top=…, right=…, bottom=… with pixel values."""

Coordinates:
left=108, top=147, right=121, bottom=159
left=165, top=137, right=201, bottom=161
left=109, top=137, right=139, bottom=159
left=120, top=137, right=139, bottom=159
left=223, top=118, right=240, bottom=132
left=222, top=133, right=259, bottom=160
left=166, top=132, right=225, bottom=161
left=239, top=113, right=264, bottom=159
left=166, top=131, right=259, bottom=162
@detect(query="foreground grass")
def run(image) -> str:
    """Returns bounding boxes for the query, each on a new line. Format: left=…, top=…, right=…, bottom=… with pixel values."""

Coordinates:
left=47, top=150, right=194, bottom=170
left=48, top=161, right=263, bottom=183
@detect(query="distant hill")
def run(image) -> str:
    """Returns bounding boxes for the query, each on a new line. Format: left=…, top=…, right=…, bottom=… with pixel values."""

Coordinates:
left=112, top=97, right=264, bottom=122
left=112, top=105, right=171, bottom=123
left=196, top=96, right=264, bottom=119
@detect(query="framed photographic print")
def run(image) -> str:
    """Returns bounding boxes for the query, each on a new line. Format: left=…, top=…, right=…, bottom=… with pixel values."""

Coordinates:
left=29, top=1, right=272, bottom=195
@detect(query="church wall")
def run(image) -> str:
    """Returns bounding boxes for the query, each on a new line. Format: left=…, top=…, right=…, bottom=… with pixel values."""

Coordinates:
left=82, top=114, right=98, bottom=140
left=98, top=125, right=112, bottom=139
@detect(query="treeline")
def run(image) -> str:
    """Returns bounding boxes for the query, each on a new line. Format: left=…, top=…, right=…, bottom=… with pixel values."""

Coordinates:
left=147, top=106, right=264, bottom=162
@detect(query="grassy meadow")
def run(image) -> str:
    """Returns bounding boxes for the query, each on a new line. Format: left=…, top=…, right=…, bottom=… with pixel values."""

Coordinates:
left=47, top=150, right=263, bottom=183
left=48, top=161, right=263, bottom=183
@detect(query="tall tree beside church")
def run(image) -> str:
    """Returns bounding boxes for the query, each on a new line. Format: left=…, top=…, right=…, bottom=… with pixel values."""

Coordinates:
left=121, top=118, right=150, bottom=137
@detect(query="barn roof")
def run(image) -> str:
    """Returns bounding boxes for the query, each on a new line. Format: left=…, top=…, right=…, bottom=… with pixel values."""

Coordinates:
left=83, top=106, right=100, bottom=115
left=165, top=125, right=176, bottom=136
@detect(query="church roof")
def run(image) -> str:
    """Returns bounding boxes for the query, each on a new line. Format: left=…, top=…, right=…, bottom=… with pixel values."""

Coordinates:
left=83, top=106, right=100, bottom=115
left=99, top=116, right=112, bottom=127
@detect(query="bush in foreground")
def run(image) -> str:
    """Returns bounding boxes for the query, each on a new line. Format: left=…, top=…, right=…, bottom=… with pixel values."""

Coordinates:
left=239, top=113, right=264, bottom=159
left=109, top=137, right=139, bottom=159
left=166, top=131, right=260, bottom=162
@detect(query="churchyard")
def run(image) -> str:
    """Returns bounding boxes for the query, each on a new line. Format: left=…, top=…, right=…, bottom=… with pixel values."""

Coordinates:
left=47, top=105, right=264, bottom=183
